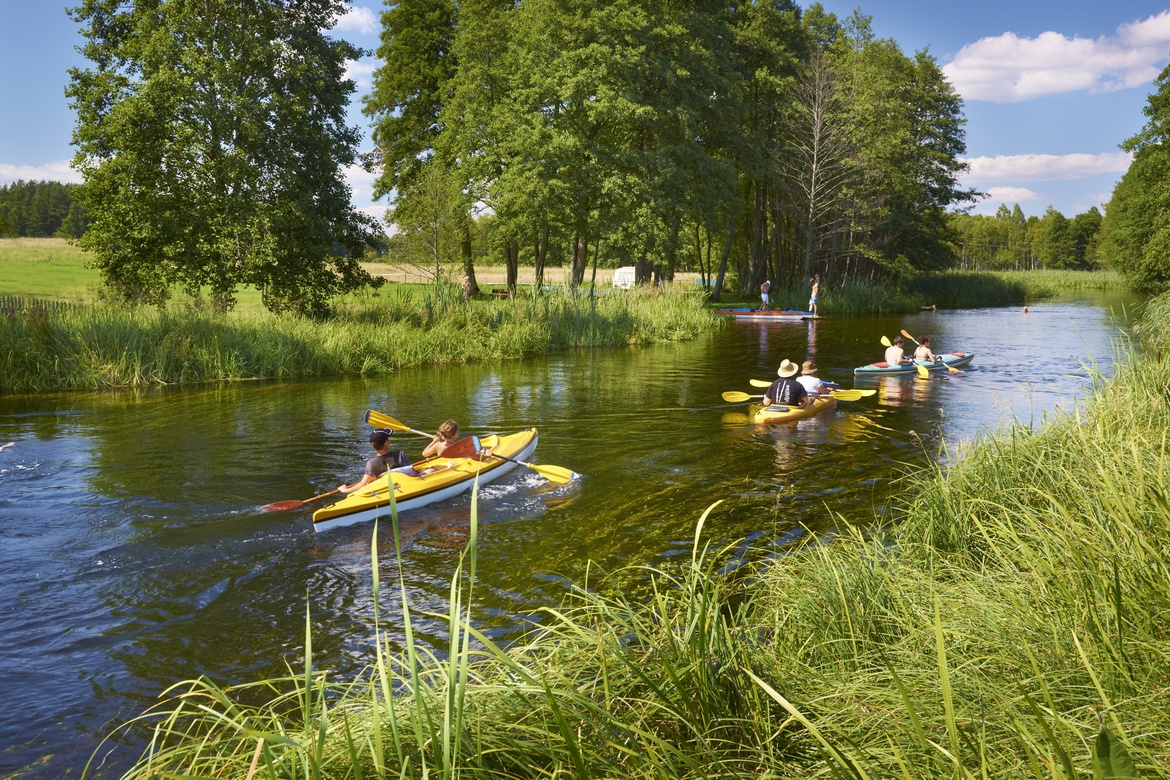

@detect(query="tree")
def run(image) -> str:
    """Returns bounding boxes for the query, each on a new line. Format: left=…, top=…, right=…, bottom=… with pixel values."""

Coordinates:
left=1099, top=60, right=1170, bottom=290
left=0, top=180, right=82, bottom=237
left=67, top=0, right=380, bottom=315
left=838, top=27, right=976, bottom=275
left=390, top=161, right=463, bottom=281
left=1069, top=206, right=1102, bottom=269
left=777, top=45, right=854, bottom=279
left=1033, top=206, right=1076, bottom=268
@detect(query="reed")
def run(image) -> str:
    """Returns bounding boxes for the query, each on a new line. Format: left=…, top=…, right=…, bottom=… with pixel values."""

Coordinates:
left=0, top=285, right=716, bottom=392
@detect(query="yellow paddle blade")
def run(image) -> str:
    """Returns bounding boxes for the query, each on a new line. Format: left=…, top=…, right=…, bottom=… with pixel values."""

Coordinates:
left=364, top=409, right=430, bottom=438
left=365, top=409, right=407, bottom=430
left=916, top=363, right=930, bottom=379
left=900, top=329, right=919, bottom=345
left=749, top=378, right=772, bottom=388
left=828, top=390, right=868, bottom=401
left=946, top=364, right=961, bottom=374
left=722, top=391, right=760, bottom=403
left=529, top=463, right=577, bottom=484
left=881, top=335, right=892, bottom=347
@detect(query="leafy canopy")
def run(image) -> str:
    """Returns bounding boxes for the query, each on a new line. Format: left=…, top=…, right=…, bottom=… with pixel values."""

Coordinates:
left=67, top=0, right=382, bottom=315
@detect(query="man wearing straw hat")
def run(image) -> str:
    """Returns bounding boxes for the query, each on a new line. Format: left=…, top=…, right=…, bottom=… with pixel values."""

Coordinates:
left=763, top=359, right=812, bottom=408
left=795, top=359, right=838, bottom=397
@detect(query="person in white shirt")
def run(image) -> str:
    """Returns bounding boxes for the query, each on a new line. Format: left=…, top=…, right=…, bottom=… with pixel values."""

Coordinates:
left=795, top=360, right=838, bottom=396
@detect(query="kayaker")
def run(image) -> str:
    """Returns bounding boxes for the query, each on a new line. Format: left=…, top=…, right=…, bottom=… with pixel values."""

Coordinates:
left=913, top=335, right=939, bottom=363
left=796, top=360, right=838, bottom=397
left=884, top=336, right=910, bottom=365
left=759, top=279, right=771, bottom=312
left=422, top=419, right=461, bottom=458
left=339, top=428, right=412, bottom=495
left=763, top=359, right=812, bottom=407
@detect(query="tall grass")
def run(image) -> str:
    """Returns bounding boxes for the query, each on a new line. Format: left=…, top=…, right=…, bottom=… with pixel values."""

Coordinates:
left=770, top=277, right=921, bottom=316
left=0, top=284, right=716, bottom=392
left=904, top=269, right=1126, bottom=308
left=764, top=269, right=1124, bottom=315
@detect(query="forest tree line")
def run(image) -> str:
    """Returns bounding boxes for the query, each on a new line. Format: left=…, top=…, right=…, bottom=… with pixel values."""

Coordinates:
left=946, top=204, right=1103, bottom=272
left=0, top=180, right=90, bottom=239
left=368, top=0, right=977, bottom=299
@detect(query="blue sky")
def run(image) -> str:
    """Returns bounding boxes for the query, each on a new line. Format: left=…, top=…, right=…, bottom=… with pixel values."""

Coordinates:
left=2, top=2, right=1169, bottom=226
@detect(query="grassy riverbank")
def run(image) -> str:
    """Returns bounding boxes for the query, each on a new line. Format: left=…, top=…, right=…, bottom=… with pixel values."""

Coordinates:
left=728, top=269, right=1125, bottom=315
left=99, top=295, right=1169, bottom=778
left=0, top=285, right=714, bottom=393
left=0, top=236, right=1129, bottom=392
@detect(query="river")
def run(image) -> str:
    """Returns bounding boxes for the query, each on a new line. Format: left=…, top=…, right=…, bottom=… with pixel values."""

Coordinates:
left=0, top=290, right=1138, bottom=777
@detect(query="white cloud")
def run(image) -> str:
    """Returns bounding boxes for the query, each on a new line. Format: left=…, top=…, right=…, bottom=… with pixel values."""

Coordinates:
left=335, top=5, right=378, bottom=35
left=0, top=160, right=83, bottom=185
left=982, top=186, right=1044, bottom=203
left=344, top=57, right=379, bottom=89
left=962, top=152, right=1131, bottom=183
left=343, top=162, right=380, bottom=201
left=944, top=11, right=1170, bottom=102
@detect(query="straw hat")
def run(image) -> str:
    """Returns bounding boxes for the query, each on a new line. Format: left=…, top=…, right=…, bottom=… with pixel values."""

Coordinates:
left=777, top=359, right=799, bottom=378
left=801, top=360, right=817, bottom=375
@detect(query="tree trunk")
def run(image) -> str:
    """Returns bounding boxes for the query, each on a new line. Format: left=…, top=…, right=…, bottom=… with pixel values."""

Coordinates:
left=504, top=239, right=518, bottom=295
left=748, top=181, right=767, bottom=294
left=712, top=214, right=733, bottom=302
left=570, top=231, right=588, bottom=288
left=534, top=223, right=549, bottom=293
left=635, top=252, right=652, bottom=285
left=461, top=220, right=479, bottom=297
left=589, top=238, right=601, bottom=298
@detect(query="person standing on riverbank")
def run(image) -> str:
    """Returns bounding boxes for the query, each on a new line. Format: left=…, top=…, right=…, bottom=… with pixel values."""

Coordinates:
left=339, top=429, right=411, bottom=495
left=759, top=279, right=771, bottom=312
left=809, top=274, right=820, bottom=316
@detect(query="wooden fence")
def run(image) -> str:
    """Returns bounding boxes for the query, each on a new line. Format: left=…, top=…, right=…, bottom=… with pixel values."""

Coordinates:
left=0, top=295, right=79, bottom=316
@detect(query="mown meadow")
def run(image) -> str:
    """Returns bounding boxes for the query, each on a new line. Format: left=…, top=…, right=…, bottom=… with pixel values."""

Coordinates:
left=91, top=291, right=1169, bottom=779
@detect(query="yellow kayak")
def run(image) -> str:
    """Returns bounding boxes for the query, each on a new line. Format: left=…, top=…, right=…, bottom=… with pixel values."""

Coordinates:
left=753, top=396, right=836, bottom=424
left=312, top=428, right=538, bottom=532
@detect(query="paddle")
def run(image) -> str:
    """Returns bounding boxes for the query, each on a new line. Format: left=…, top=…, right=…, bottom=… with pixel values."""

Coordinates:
left=262, top=488, right=340, bottom=513
left=722, top=389, right=872, bottom=403
left=901, top=328, right=960, bottom=373
left=722, top=391, right=764, bottom=403
left=485, top=451, right=579, bottom=485
left=364, top=410, right=578, bottom=485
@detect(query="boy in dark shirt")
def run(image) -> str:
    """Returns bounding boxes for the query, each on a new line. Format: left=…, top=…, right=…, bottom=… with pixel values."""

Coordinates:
left=338, top=428, right=411, bottom=494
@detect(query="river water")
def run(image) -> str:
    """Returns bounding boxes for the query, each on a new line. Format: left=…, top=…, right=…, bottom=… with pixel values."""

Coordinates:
left=0, top=291, right=1138, bottom=777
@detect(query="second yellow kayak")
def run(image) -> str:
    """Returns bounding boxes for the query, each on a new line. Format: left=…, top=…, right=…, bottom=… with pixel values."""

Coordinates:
left=753, top=396, right=836, bottom=424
